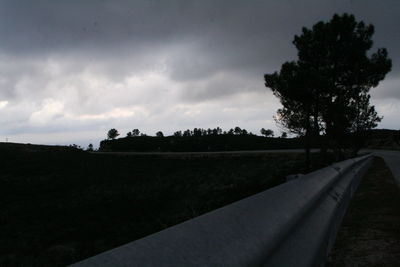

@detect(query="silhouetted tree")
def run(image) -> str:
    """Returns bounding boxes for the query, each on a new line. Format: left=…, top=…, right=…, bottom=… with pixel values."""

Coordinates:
left=183, top=129, right=191, bottom=137
left=281, top=132, right=288, bottom=138
left=193, top=128, right=202, bottom=137
left=266, top=129, right=274, bottom=137
left=107, top=128, right=119, bottom=140
left=265, top=13, right=391, bottom=163
left=69, top=144, right=82, bottom=150
left=234, top=127, right=242, bottom=135
left=156, top=131, right=164, bottom=137
left=132, top=129, right=140, bottom=136
left=212, top=127, right=222, bottom=135
left=174, top=131, right=182, bottom=137
left=260, top=128, right=274, bottom=137
left=87, top=143, right=94, bottom=151
left=126, top=132, right=132, bottom=137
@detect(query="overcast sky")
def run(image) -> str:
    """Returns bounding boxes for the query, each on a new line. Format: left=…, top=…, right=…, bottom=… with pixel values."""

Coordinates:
left=0, top=0, right=399, bottom=147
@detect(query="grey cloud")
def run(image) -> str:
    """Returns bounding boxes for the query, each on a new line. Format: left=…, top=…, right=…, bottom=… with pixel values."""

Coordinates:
left=371, top=76, right=400, bottom=100
left=178, top=71, right=265, bottom=102
left=1, top=1, right=398, bottom=64
left=1, top=0, right=398, bottom=83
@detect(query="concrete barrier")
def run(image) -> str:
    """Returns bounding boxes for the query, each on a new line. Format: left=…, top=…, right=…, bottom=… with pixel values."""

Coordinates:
left=70, top=154, right=373, bottom=267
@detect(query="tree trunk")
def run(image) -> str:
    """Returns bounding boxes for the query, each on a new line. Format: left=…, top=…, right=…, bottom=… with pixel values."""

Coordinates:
left=305, top=117, right=311, bottom=172
left=320, top=135, right=328, bottom=164
left=305, top=133, right=311, bottom=172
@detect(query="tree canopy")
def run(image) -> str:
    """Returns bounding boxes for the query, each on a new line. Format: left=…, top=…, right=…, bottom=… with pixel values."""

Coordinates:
left=260, top=128, right=274, bottom=137
left=107, top=128, right=120, bottom=140
left=265, top=13, right=392, bottom=157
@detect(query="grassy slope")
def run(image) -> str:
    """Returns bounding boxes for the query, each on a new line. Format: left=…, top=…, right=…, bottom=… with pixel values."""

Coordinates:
left=1, top=148, right=335, bottom=266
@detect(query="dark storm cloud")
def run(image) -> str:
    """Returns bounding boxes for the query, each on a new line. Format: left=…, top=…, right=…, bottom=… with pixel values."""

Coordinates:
left=0, top=0, right=398, bottom=80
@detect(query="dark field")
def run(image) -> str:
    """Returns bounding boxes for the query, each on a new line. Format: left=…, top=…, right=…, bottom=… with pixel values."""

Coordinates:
left=1, top=147, right=337, bottom=266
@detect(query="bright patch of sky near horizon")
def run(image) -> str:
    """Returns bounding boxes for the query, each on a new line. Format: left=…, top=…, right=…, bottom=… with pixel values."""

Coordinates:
left=0, top=0, right=399, bottom=148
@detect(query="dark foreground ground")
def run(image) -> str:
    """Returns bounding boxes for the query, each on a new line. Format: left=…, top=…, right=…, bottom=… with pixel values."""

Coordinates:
left=1, top=147, right=337, bottom=267
left=328, top=157, right=400, bottom=266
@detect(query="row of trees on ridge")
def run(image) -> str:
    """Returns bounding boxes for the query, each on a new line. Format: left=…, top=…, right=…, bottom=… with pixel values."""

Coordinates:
left=107, top=127, right=282, bottom=140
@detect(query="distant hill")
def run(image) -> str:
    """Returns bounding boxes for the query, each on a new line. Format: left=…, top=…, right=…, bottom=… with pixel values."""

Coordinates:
left=0, top=142, right=82, bottom=153
left=363, top=129, right=400, bottom=150
left=99, top=128, right=400, bottom=153
left=99, top=135, right=310, bottom=152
